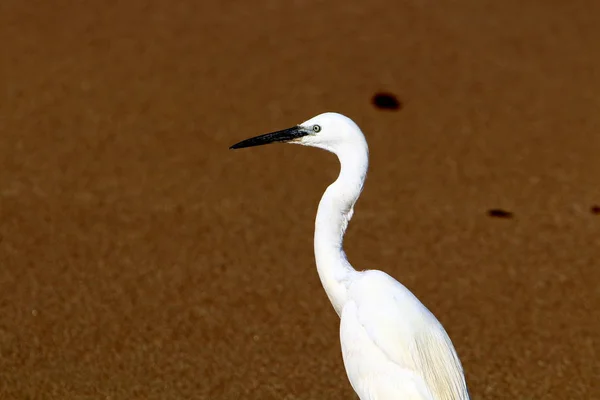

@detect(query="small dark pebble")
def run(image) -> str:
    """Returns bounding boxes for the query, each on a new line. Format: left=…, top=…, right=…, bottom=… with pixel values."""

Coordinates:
left=372, top=93, right=402, bottom=110
left=487, top=209, right=514, bottom=218
left=591, top=205, right=600, bottom=215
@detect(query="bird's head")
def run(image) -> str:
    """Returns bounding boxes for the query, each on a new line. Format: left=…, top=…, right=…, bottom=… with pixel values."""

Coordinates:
left=229, top=112, right=367, bottom=154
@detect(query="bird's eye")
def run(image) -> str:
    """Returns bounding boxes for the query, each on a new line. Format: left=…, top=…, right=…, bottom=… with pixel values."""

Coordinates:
left=312, top=125, right=321, bottom=132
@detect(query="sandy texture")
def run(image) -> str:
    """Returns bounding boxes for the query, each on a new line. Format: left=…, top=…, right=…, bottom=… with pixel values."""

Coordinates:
left=1, top=1, right=599, bottom=399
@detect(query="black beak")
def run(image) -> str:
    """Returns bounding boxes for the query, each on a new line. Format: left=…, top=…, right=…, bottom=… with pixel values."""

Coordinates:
left=229, top=126, right=308, bottom=149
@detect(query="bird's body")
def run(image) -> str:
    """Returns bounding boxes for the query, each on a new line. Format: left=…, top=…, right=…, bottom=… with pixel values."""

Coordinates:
left=230, top=112, right=470, bottom=399
left=340, top=269, right=468, bottom=400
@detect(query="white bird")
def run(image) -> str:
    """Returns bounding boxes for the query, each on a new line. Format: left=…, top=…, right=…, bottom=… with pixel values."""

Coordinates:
left=230, top=112, right=471, bottom=400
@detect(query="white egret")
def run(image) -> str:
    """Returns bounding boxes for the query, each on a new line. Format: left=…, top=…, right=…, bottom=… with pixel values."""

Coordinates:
left=230, top=112, right=471, bottom=400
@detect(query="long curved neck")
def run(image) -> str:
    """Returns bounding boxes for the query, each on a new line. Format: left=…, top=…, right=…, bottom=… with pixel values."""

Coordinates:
left=314, top=143, right=369, bottom=316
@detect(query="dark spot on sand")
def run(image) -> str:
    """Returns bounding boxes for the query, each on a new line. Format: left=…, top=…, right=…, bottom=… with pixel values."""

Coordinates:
left=372, top=93, right=402, bottom=110
left=487, top=209, right=514, bottom=219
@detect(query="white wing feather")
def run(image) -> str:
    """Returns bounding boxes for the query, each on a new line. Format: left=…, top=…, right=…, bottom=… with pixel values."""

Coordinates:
left=340, top=270, right=469, bottom=400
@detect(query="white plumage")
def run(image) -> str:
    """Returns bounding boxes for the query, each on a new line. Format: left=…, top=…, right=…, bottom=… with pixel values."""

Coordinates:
left=230, top=112, right=470, bottom=400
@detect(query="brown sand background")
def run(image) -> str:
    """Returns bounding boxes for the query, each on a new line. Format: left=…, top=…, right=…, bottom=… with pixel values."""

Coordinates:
left=1, top=1, right=599, bottom=399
